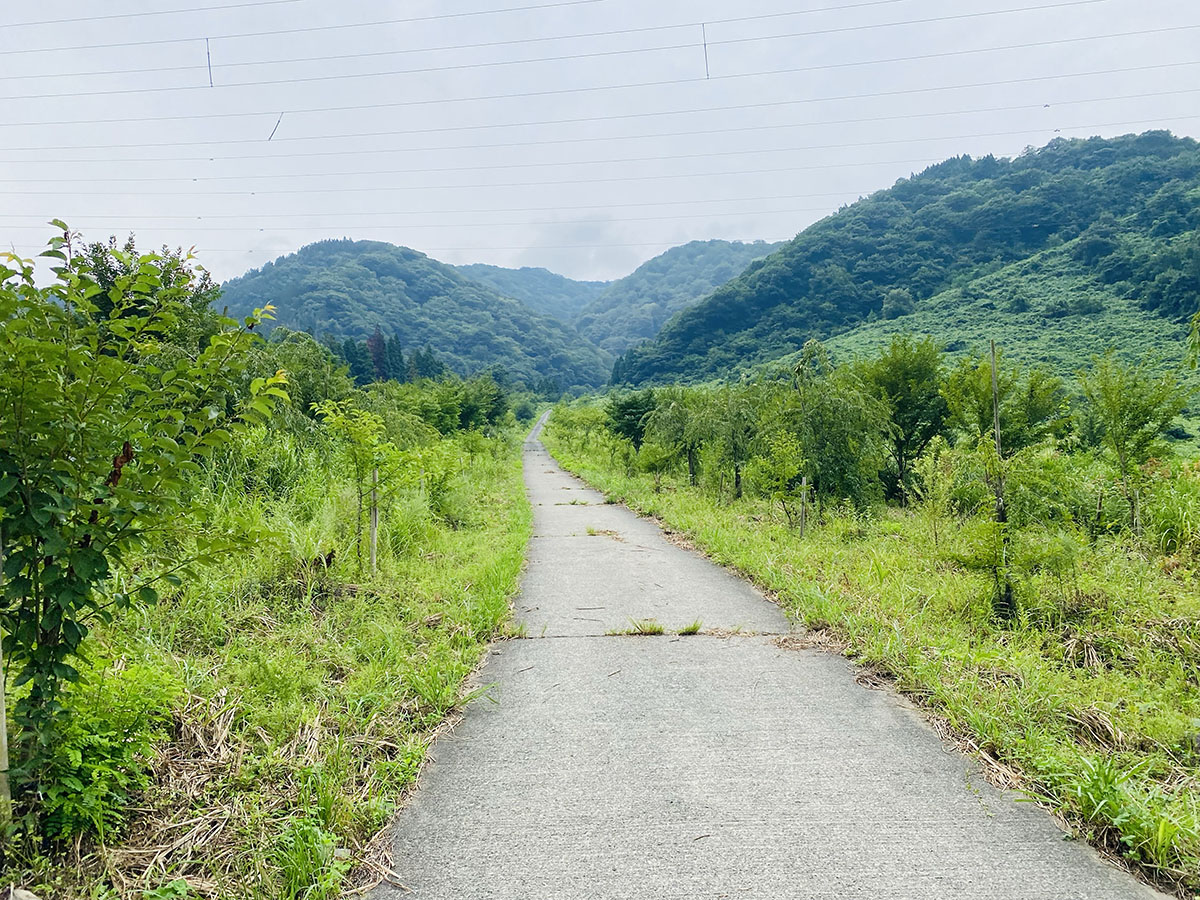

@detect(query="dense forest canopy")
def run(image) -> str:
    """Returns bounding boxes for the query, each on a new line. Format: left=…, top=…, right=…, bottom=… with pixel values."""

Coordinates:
left=219, top=239, right=613, bottom=390
left=613, top=132, right=1200, bottom=385
left=452, top=263, right=608, bottom=321
left=573, top=239, right=784, bottom=354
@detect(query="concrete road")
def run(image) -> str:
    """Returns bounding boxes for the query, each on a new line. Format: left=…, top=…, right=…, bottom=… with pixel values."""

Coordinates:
left=373, top=417, right=1163, bottom=899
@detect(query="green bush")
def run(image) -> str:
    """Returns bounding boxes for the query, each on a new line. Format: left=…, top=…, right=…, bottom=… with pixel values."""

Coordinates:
left=42, top=663, right=181, bottom=840
left=1143, top=465, right=1200, bottom=556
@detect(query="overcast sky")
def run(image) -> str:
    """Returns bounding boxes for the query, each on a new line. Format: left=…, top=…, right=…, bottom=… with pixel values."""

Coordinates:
left=0, top=0, right=1197, bottom=283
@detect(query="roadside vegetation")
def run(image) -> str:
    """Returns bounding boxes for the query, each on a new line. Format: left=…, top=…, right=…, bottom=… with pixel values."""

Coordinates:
left=0, top=230, right=534, bottom=898
left=546, top=333, right=1200, bottom=895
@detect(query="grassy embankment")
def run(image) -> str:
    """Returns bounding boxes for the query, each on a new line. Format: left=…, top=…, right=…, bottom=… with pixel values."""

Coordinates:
left=11, top=425, right=530, bottom=899
left=543, top=419, right=1200, bottom=896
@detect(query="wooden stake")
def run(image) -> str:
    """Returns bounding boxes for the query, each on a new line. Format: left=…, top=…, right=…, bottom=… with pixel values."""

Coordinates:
left=369, top=467, right=379, bottom=575
left=0, top=524, right=11, bottom=823
left=990, top=340, right=1014, bottom=618
left=799, top=476, right=808, bottom=538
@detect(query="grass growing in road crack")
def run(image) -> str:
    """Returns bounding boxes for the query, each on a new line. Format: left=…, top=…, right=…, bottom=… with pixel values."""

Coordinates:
left=606, top=619, right=666, bottom=636
left=678, top=619, right=704, bottom=635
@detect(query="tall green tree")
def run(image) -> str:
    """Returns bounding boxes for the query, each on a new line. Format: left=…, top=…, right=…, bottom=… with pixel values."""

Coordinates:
left=943, top=350, right=1067, bottom=453
left=367, top=326, right=389, bottom=381
left=774, top=341, right=888, bottom=507
left=386, top=335, right=407, bottom=382
left=340, top=338, right=374, bottom=385
left=643, top=387, right=709, bottom=485
left=1079, top=351, right=1188, bottom=532
left=858, top=334, right=948, bottom=500
left=711, top=384, right=758, bottom=499
left=0, top=229, right=286, bottom=819
left=606, top=390, right=657, bottom=450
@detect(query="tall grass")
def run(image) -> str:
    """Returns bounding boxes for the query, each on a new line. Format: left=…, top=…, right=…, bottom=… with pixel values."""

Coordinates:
left=13, top=425, right=531, bottom=898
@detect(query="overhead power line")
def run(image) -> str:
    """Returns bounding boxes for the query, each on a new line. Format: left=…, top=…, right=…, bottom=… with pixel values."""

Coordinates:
left=3, top=0, right=303, bottom=28
left=0, top=0, right=1130, bottom=103
left=2, top=86, right=1194, bottom=167
left=0, top=206, right=837, bottom=233
left=0, top=0, right=1007, bottom=56
left=0, top=0, right=1119, bottom=86
left=4, top=60, right=1195, bottom=160
left=0, top=0, right=607, bottom=48
left=0, top=186, right=931, bottom=224
left=2, top=116, right=1195, bottom=189
left=7, top=63, right=1190, bottom=135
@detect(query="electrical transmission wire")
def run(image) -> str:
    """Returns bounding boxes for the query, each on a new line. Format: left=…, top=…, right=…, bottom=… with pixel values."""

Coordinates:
left=0, top=0, right=1051, bottom=57
left=2, top=115, right=1196, bottom=190
left=3, top=0, right=306, bottom=28
left=0, top=206, right=841, bottom=232
left=2, top=57, right=1195, bottom=162
left=0, top=0, right=607, bottom=49
left=0, top=186, right=931, bottom=225
left=3, top=84, right=1194, bottom=168
left=0, top=0, right=1132, bottom=103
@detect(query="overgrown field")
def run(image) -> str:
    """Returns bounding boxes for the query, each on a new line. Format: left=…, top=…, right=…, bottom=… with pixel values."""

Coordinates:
left=545, top=380, right=1200, bottom=896
left=0, top=234, right=534, bottom=898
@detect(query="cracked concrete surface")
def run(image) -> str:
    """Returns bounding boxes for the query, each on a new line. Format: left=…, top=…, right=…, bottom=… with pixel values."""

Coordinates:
left=373, top=415, right=1164, bottom=899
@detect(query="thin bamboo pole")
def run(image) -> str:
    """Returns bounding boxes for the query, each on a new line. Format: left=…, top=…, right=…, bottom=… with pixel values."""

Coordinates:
left=369, top=467, right=379, bottom=575
left=0, top=524, right=11, bottom=822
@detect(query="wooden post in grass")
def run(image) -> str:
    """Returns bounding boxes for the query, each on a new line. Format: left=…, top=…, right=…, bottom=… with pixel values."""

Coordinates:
left=369, top=467, right=379, bottom=575
left=799, top=476, right=808, bottom=538
left=990, top=340, right=1014, bottom=618
left=0, top=524, right=10, bottom=823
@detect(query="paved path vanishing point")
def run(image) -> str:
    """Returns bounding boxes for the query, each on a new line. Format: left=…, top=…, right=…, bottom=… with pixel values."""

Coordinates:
left=374, top=415, right=1165, bottom=899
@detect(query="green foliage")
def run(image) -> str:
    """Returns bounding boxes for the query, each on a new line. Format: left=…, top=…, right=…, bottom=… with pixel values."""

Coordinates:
left=745, top=432, right=806, bottom=526
left=43, top=662, right=180, bottom=840
left=578, top=239, right=781, bottom=356
left=1142, top=463, right=1200, bottom=556
left=219, top=239, right=612, bottom=389
left=777, top=341, right=888, bottom=507
left=615, top=132, right=1200, bottom=384
left=545, top=408, right=1200, bottom=891
left=1080, top=350, right=1190, bottom=530
left=643, top=387, right=712, bottom=485
left=857, top=334, right=948, bottom=498
left=605, top=390, right=657, bottom=450
left=942, top=350, right=1068, bottom=453
left=275, top=817, right=351, bottom=900
left=142, top=880, right=193, bottom=900
left=452, top=263, right=607, bottom=322
left=0, top=229, right=286, bottom=817
left=1, top=233, right=535, bottom=897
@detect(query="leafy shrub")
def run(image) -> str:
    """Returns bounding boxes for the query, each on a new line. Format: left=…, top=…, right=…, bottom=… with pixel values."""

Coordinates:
left=275, top=816, right=351, bottom=900
left=41, top=662, right=181, bottom=840
left=1143, top=465, right=1200, bottom=556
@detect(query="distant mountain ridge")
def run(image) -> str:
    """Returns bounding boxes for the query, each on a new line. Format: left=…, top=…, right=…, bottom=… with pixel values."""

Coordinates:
left=452, top=263, right=608, bottom=321
left=221, top=238, right=785, bottom=389
left=612, top=131, right=1200, bottom=386
left=574, top=239, right=784, bottom=354
left=219, top=240, right=612, bottom=390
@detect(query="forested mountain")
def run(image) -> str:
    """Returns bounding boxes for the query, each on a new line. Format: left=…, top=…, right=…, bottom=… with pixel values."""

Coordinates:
left=613, top=131, right=1200, bottom=385
left=220, top=240, right=612, bottom=390
left=452, top=263, right=607, bottom=321
left=822, top=235, right=1197, bottom=378
left=575, top=239, right=783, bottom=354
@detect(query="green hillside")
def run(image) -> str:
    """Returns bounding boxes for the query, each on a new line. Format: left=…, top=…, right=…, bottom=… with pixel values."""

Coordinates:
left=576, top=239, right=783, bottom=354
left=220, top=240, right=612, bottom=389
left=452, top=262, right=608, bottom=321
left=613, top=132, right=1200, bottom=385
left=822, top=239, right=1193, bottom=376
